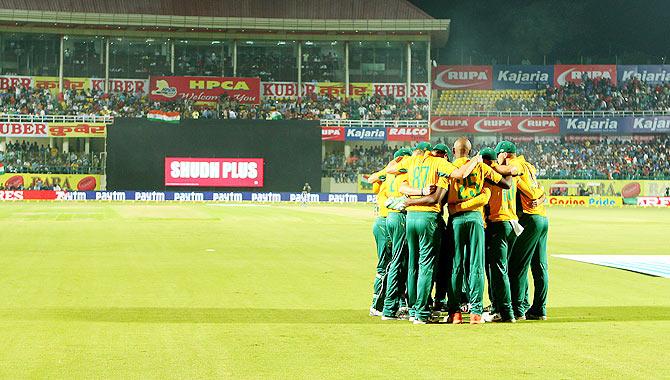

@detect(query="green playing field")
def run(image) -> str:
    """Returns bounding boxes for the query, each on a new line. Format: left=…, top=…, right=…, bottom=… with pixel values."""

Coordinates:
left=0, top=203, right=669, bottom=378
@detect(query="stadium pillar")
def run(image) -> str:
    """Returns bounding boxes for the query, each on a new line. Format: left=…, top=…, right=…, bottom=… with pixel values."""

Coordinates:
left=297, top=43, right=302, bottom=97
left=105, top=39, right=110, bottom=94
left=0, top=138, right=5, bottom=153
left=63, top=139, right=69, bottom=154
left=427, top=40, right=431, bottom=119
left=344, top=143, right=351, bottom=158
left=170, top=41, right=175, bottom=74
left=85, top=138, right=90, bottom=154
left=406, top=42, right=411, bottom=101
left=345, top=42, right=350, bottom=98
left=58, top=35, right=64, bottom=93
left=49, top=138, right=54, bottom=149
left=233, top=41, right=238, bottom=76
left=426, top=40, right=431, bottom=84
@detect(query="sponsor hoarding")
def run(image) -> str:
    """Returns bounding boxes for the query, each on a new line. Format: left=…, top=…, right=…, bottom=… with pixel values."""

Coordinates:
left=261, top=82, right=429, bottom=99
left=539, top=179, right=670, bottom=197
left=560, top=116, right=670, bottom=134
left=164, top=157, right=264, bottom=187
left=344, top=127, right=386, bottom=141
left=432, top=65, right=493, bottom=90
left=386, top=126, right=430, bottom=141
left=321, top=126, right=345, bottom=141
left=0, top=174, right=101, bottom=191
left=431, top=116, right=559, bottom=134
left=0, top=123, right=107, bottom=138
left=0, top=75, right=148, bottom=93
left=493, top=65, right=553, bottom=90
left=546, top=195, right=622, bottom=207
left=617, top=65, right=670, bottom=85
left=637, top=197, right=670, bottom=207
left=0, top=190, right=379, bottom=203
left=150, top=76, right=261, bottom=103
left=554, top=65, right=617, bottom=86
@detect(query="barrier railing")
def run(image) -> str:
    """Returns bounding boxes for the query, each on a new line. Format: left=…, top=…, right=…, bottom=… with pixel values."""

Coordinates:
left=320, top=119, right=429, bottom=128
left=432, top=110, right=670, bottom=117
left=0, top=114, right=114, bottom=123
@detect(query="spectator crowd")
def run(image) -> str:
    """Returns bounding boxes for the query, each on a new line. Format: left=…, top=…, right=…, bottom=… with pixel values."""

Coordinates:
left=322, top=137, right=670, bottom=182
left=0, top=86, right=428, bottom=121
left=495, top=76, right=670, bottom=112
left=0, top=140, right=102, bottom=179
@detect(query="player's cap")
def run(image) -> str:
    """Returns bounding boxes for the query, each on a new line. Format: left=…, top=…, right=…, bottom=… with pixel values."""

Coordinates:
left=414, top=142, right=432, bottom=151
left=432, top=143, right=449, bottom=152
left=479, top=147, right=496, bottom=160
left=495, top=141, right=517, bottom=154
left=393, top=149, right=410, bottom=159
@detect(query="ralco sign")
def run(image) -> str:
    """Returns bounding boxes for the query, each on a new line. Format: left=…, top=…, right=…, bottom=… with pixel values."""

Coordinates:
left=165, top=158, right=264, bottom=187
left=386, top=127, right=430, bottom=141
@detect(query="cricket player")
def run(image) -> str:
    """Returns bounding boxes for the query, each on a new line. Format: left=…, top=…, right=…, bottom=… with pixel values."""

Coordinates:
left=445, top=138, right=512, bottom=324
left=368, top=169, right=392, bottom=316
left=508, top=154, right=549, bottom=320
left=373, top=148, right=413, bottom=320
left=387, top=142, right=480, bottom=324
left=479, top=143, right=525, bottom=323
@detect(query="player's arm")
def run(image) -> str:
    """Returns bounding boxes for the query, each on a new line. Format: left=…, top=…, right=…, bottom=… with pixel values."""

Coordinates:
left=452, top=187, right=491, bottom=212
left=399, top=181, right=436, bottom=196
left=383, top=156, right=407, bottom=175
left=404, top=186, right=447, bottom=207
left=530, top=194, right=546, bottom=208
left=492, top=164, right=519, bottom=176
left=448, top=155, right=482, bottom=179
left=516, top=177, right=544, bottom=199
left=367, top=170, right=386, bottom=184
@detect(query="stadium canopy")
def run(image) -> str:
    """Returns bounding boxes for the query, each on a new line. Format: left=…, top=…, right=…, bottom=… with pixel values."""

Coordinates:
left=0, top=0, right=450, bottom=45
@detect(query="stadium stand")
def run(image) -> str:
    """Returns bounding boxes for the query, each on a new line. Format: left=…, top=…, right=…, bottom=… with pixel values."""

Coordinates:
left=0, top=88, right=428, bottom=120
left=432, top=77, right=670, bottom=114
left=323, top=136, right=670, bottom=182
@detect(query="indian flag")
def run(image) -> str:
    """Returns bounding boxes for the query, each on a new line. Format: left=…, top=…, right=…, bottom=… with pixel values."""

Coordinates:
left=147, top=110, right=181, bottom=123
left=0, top=162, right=4, bottom=175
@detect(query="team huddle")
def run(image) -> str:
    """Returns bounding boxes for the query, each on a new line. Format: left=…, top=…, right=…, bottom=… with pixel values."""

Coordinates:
left=368, top=138, right=549, bottom=324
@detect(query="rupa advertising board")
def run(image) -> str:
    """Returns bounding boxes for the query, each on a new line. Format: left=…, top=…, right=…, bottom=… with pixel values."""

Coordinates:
left=430, top=116, right=560, bottom=134
left=554, top=65, right=617, bottom=86
left=432, top=65, right=493, bottom=90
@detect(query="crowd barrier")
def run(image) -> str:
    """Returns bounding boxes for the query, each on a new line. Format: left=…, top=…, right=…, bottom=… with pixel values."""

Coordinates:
left=0, top=190, right=377, bottom=203
left=4, top=190, right=669, bottom=208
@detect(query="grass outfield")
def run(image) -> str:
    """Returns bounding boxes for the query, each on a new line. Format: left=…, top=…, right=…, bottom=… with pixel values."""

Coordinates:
left=0, top=203, right=669, bottom=378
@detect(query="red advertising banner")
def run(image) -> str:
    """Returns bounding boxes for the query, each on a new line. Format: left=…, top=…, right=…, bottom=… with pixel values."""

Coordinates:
left=431, top=116, right=560, bottom=134
left=321, top=126, right=345, bottom=141
left=386, top=126, right=430, bottom=141
left=0, top=122, right=48, bottom=137
left=637, top=197, right=670, bottom=207
left=554, top=65, right=617, bottom=86
left=165, top=158, right=264, bottom=187
left=150, top=76, right=261, bottom=104
left=432, top=65, right=493, bottom=90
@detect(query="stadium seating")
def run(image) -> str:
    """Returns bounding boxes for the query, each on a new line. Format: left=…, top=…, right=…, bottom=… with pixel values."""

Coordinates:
left=323, top=137, right=670, bottom=182
left=432, top=89, right=540, bottom=115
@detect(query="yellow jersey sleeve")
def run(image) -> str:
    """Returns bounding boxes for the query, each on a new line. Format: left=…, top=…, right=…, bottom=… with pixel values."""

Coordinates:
left=483, top=163, right=503, bottom=183
left=372, top=182, right=381, bottom=194
left=453, top=187, right=491, bottom=212
left=517, top=177, right=544, bottom=199
left=438, top=159, right=457, bottom=178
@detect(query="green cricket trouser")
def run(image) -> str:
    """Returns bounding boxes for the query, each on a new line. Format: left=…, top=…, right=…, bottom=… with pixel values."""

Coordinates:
left=433, top=216, right=452, bottom=308
left=447, top=211, right=486, bottom=315
left=485, top=221, right=517, bottom=320
left=508, top=214, right=549, bottom=317
left=406, top=211, right=440, bottom=321
left=382, top=211, right=408, bottom=317
left=371, top=216, right=392, bottom=312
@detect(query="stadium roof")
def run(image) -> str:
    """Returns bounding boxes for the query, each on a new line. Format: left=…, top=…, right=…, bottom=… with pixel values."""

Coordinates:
left=0, top=0, right=434, bottom=20
left=0, top=0, right=449, bottom=44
